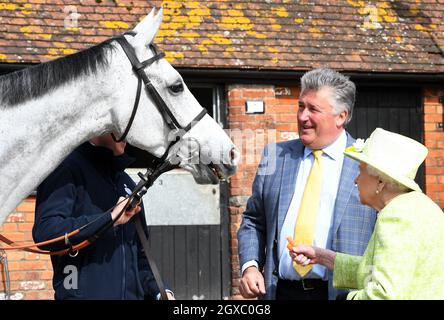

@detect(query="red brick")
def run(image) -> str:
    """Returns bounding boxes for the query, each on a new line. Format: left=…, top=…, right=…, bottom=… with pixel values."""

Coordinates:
left=423, top=105, right=436, bottom=114
left=23, top=291, right=39, bottom=300
left=25, top=212, right=36, bottom=223
left=38, top=290, right=55, bottom=300
left=425, top=183, right=444, bottom=192
left=0, top=223, right=18, bottom=232
left=424, top=114, right=444, bottom=123
left=18, top=223, right=34, bottom=232
left=424, top=123, right=438, bottom=132
left=433, top=193, right=444, bottom=201
left=424, top=132, right=444, bottom=140
left=6, top=213, right=25, bottom=223
left=428, top=150, right=444, bottom=158
left=2, top=232, right=26, bottom=242
left=9, top=260, right=49, bottom=271
left=2, top=251, right=25, bottom=261
left=426, top=175, right=437, bottom=184
left=15, top=201, right=36, bottom=213
left=426, top=167, right=444, bottom=175
left=228, top=89, right=244, bottom=99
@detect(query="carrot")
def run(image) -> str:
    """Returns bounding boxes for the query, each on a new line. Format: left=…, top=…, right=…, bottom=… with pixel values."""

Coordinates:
left=286, top=236, right=295, bottom=251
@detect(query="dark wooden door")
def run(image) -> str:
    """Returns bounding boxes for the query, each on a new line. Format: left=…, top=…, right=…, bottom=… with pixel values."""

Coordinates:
left=128, top=85, right=231, bottom=300
left=347, top=86, right=424, bottom=189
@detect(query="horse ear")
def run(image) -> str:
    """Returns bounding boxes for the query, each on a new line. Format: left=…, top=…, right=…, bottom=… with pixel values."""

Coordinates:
left=132, top=8, right=163, bottom=46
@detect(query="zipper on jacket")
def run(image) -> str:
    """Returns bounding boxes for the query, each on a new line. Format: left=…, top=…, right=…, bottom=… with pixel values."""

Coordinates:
left=121, top=224, right=126, bottom=300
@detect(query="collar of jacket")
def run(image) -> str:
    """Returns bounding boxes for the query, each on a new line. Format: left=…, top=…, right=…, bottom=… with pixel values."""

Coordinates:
left=77, top=142, right=135, bottom=172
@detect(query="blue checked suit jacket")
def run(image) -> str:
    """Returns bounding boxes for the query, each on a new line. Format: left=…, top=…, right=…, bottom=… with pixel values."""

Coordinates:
left=237, top=132, right=376, bottom=300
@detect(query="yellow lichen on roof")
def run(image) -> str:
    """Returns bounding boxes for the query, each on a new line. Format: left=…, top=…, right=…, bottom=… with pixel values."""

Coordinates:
left=272, top=7, right=289, bottom=18
left=208, top=34, right=232, bottom=45
left=19, top=25, right=53, bottom=40
left=294, top=18, right=304, bottom=24
left=164, top=51, right=185, bottom=63
left=54, top=42, right=67, bottom=48
left=197, top=39, right=215, bottom=55
left=45, top=48, right=77, bottom=58
left=347, top=0, right=366, bottom=7
left=415, top=24, right=433, bottom=32
left=0, top=3, right=18, bottom=10
left=355, top=1, right=398, bottom=25
left=181, top=32, right=200, bottom=39
left=217, top=9, right=253, bottom=31
left=160, top=0, right=210, bottom=40
left=246, top=31, right=266, bottom=39
left=377, top=7, right=397, bottom=23
left=99, top=21, right=129, bottom=29
left=20, top=3, right=32, bottom=14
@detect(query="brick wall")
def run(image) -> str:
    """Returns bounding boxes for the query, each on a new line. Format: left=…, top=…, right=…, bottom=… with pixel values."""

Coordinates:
left=423, top=87, right=444, bottom=209
left=0, top=197, right=54, bottom=300
left=227, top=84, right=300, bottom=299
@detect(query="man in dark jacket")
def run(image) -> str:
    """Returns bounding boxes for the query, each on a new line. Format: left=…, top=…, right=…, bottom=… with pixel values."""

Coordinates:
left=33, top=134, right=173, bottom=300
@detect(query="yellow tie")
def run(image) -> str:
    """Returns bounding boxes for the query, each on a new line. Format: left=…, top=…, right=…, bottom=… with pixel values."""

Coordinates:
left=293, top=149, right=323, bottom=277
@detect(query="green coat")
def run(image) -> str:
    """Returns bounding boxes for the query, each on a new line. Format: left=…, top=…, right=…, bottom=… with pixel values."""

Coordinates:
left=333, top=191, right=444, bottom=300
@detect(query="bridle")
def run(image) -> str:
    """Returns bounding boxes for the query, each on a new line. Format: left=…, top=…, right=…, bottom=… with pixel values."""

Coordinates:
left=0, top=34, right=209, bottom=300
left=111, top=32, right=207, bottom=153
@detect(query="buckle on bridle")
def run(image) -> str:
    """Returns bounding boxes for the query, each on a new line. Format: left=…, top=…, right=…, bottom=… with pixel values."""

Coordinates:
left=64, top=233, right=78, bottom=258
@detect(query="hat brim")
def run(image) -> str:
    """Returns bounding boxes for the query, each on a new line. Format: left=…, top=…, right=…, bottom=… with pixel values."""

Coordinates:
left=344, top=150, right=421, bottom=192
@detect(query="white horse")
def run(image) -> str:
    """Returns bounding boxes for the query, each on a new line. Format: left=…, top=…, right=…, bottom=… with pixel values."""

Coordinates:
left=0, top=8, right=239, bottom=226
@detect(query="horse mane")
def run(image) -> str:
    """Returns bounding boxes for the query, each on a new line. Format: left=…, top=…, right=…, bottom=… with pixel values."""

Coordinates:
left=0, top=39, right=116, bottom=107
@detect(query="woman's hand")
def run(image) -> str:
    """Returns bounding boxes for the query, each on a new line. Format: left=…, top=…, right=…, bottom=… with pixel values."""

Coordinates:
left=287, top=240, right=336, bottom=271
left=289, top=245, right=319, bottom=266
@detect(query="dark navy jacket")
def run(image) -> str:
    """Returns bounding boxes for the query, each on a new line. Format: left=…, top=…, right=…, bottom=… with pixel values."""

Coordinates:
left=33, top=142, right=160, bottom=300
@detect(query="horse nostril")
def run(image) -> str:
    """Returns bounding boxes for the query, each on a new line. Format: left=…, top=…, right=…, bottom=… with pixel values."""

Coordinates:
left=230, top=147, right=240, bottom=166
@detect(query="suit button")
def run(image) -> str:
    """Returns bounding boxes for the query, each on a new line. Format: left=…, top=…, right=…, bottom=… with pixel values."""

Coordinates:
left=272, top=269, right=278, bottom=276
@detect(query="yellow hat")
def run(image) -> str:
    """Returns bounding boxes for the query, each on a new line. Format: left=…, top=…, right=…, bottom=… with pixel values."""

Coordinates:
left=344, top=128, right=428, bottom=192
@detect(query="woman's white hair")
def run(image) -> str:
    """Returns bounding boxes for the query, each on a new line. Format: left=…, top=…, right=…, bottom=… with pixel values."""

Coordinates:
left=366, top=165, right=410, bottom=193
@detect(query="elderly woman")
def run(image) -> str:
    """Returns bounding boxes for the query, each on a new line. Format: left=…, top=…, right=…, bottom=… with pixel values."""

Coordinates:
left=289, top=128, right=444, bottom=299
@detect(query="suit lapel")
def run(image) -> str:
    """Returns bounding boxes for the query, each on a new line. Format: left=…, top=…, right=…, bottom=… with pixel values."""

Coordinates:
left=332, top=133, right=357, bottom=235
left=276, top=141, right=304, bottom=239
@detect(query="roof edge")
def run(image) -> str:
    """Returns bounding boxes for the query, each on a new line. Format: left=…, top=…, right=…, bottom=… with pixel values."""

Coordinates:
left=178, top=68, right=444, bottom=86
left=2, top=63, right=443, bottom=86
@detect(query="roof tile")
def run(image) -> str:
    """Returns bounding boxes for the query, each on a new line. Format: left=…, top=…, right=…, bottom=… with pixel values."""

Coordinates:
left=0, top=0, right=442, bottom=73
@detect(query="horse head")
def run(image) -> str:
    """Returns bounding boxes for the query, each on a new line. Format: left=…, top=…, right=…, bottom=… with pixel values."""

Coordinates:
left=108, top=8, right=239, bottom=184
left=0, top=8, right=239, bottom=225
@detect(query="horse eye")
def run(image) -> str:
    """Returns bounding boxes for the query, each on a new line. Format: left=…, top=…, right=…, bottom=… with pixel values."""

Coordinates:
left=168, top=83, right=184, bottom=94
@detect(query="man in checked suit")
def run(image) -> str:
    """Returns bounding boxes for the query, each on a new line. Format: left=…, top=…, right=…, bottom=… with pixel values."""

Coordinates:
left=237, top=68, right=377, bottom=300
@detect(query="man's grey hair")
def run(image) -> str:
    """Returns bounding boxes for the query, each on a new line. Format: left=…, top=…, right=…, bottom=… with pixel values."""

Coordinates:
left=300, top=68, right=356, bottom=125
